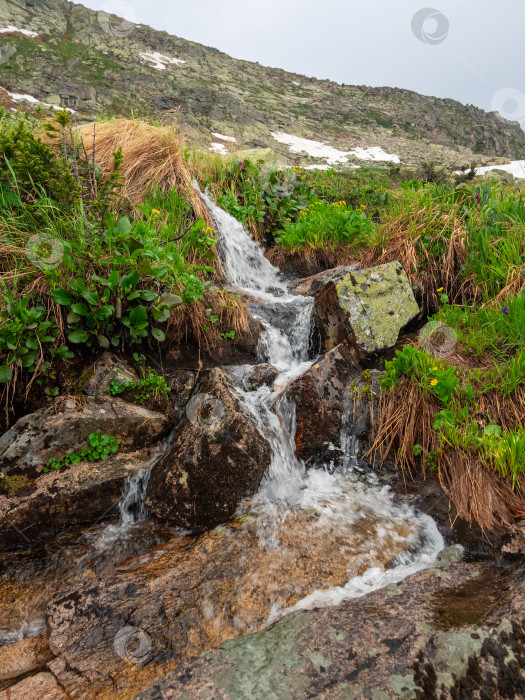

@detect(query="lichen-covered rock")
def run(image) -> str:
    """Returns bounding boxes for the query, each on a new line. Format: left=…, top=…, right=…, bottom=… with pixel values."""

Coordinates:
left=0, top=397, right=170, bottom=479
left=336, top=261, right=420, bottom=353
left=146, top=369, right=272, bottom=531
left=0, top=449, right=159, bottom=549
left=137, top=562, right=525, bottom=700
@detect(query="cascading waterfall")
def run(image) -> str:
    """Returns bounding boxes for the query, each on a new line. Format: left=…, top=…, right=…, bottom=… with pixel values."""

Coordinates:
left=198, top=186, right=445, bottom=616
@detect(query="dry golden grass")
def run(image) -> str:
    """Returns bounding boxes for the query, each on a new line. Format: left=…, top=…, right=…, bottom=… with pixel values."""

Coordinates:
left=79, top=119, right=209, bottom=224
left=369, top=377, right=525, bottom=532
left=165, top=290, right=252, bottom=357
left=360, top=208, right=469, bottom=312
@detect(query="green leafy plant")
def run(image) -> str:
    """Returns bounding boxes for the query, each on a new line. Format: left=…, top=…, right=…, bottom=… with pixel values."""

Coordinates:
left=45, top=431, right=119, bottom=472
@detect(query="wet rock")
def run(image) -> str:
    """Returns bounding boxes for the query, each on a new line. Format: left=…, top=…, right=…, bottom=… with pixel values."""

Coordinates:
left=282, top=343, right=369, bottom=464
left=0, top=672, right=66, bottom=699
left=43, top=496, right=418, bottom=698
left=0, top=397, right=170, bottom=479
left=82, top=352, right=138, bottom=396
left=137, top=562, right=525, bottom=700
left=146, top=368, right=272, bottom=530
left=246, top=363, right=280, bottom=391
left=0, top=632, right=51, bottom=682
left=0, top=449, right=158, bottom=549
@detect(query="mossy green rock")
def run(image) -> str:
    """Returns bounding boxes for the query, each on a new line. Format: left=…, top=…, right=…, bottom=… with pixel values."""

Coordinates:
left=336, top=261, right=419, bottom=353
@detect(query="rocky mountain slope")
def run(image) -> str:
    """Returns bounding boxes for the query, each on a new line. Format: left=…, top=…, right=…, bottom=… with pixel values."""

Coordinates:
left=1, top=0, right=525, bottom=168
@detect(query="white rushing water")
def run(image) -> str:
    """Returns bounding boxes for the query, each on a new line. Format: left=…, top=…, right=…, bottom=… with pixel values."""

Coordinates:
left=198, top=186, right=445, bottom=615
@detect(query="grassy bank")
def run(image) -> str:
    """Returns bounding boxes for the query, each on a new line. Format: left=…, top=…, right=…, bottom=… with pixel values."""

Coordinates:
left=208, top=150, right=524, bottom=532
left=1, top=111, right=523, bottom=532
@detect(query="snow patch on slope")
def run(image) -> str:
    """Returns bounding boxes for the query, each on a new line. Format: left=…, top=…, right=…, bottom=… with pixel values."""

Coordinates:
left=270, top=132, right=400, bottom=166
left=210, top=142, right=228, bottom=154
left=1, top=87, right=76, bottom=113
left=211, top=132, right=237, bottom=143
left=0, top=26, right=38, bottom=37
left=138, top=52, right=186, bottom=70
left=475, top=161, right=525, bottom=179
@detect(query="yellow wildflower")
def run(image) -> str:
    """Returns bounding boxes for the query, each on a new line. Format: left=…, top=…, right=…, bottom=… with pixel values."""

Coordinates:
left=151, top=208, right=160, bottom=214
left=432, top=366, right=438, bottom=371
left=436, top=287, right=444, bottom=292
left=430, top=379, right=438, bottom=386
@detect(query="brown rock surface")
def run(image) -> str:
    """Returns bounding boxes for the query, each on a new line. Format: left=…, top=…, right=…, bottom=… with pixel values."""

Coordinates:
left=146, top=368, right=272, bottom=530
left=138, top=562, right=525, bottom=700
left=283, top=343, right=368, bottom=464
left=0, top=397, right=170, bottom=479
left=245, top=363, right=280, bottom=391
left=0, top=632, right=51, bottom=682
left=0, top=672, right=66, bottom=699
left=43, top=498, right=419, bottom=699
left=0, top=449, right=158, bottom=549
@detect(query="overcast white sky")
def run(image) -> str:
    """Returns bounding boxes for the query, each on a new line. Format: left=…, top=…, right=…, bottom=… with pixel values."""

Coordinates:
left=83, top=0, right=525, bottom=123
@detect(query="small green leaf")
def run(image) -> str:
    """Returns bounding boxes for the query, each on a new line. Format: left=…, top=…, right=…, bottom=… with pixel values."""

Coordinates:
left=97, top=335, right=110, bottom=349
left=71, top=303, right=88, bottom=316
left=151, top=328, right=165, bottom=342
left=159, top=293, right=183, bottom=309
left=0, top=365, right=13, bottom=383
left=68, top=330, right=89, bottom=344
left=50, top=289, right=72, bottom=305
left=129, top=305, right=148, bottom=324
left=67, top=311, right=81, bottom=324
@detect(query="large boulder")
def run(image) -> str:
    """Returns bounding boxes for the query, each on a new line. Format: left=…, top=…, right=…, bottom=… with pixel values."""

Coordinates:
left=146, top=369, right=272, bottom=531
left=282, top=343, right=371, bottom=464
left=137, top=562, right=525, bottom=700
left=0, top=397, right=170, bottom=479
left=293, top=261, right=420, bottom=357
left=0, top=449, right=159, bottom=549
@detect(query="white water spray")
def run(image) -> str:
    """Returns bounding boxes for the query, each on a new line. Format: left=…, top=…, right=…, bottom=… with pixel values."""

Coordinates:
left=198, top=187, right=444, bottom=615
